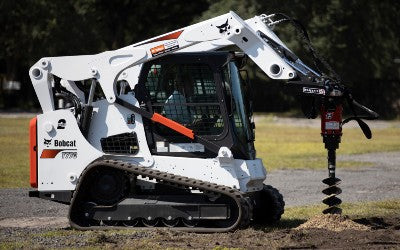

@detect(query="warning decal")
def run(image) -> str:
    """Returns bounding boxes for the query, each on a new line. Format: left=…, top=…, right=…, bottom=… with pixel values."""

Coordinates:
left=150, top=40, right=179, bottom=57
left=303, top=87, right=325, bottom=95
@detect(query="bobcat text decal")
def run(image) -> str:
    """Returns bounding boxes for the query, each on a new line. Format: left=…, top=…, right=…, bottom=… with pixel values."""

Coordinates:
left=40, top=139, right=77, bottom=159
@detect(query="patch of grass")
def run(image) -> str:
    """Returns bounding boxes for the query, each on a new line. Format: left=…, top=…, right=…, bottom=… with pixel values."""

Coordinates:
left=35, top=229, right=80, bottom=237
left=255, top=120, right=400, bottom=170
left=116, top=238, right=163, bottom=249
left=0, top=118, right=31, bottom=188
left=34, top=228, right=138, bottom=239
left=0, top=241, right=27, bottom=250
left=283, top=199, right=400, bottom=221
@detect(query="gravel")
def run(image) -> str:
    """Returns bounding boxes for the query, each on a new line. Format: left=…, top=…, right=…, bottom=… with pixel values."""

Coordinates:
left=267, top=151, right=400, bottom=206
left=0, top=188, right=68, bottom=220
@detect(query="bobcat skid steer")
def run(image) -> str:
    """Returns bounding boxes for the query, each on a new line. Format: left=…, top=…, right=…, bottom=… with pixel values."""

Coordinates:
left=28, top=11, right=376, bottom=232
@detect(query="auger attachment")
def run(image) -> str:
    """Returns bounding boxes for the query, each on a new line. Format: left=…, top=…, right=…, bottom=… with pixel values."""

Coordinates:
left=321, top=104, right=343, bottom=214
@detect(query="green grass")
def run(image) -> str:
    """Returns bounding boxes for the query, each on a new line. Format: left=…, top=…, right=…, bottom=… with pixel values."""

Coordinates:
left=255, top=116, right=400, bottom=170
left=283, top=199, right=400, bottom=221
left=0, top=241, right=27, bottom=250
left=0, top=118, right=31, bottom=188
left=0, top=116, right=399, bottom=188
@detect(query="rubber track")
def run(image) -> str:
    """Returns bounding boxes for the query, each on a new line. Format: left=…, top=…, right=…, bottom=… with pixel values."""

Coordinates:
left=68, top=158, right=252, bottom=232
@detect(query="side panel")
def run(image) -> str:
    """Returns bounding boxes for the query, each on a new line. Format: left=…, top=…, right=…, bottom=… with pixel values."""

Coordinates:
left=37, top=110, right=103, bottom=191
left=35, top=109, right=265, bottom=192
left=88, top=94, right=153, bottom=166
left=151, top=155, right=266, bottom=192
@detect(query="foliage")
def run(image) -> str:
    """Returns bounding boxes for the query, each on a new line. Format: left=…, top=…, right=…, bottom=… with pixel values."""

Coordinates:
left=200, top=0, right=400, bottom=82
left=200, top=0, right=400, bottom=117
left=0, top=0, right=208, bottom=108
left=0, top=0, right=399, bottom=116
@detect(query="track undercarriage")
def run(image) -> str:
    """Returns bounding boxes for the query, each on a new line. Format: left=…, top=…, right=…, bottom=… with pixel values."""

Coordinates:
left=68, top=159, right=284, bottom=232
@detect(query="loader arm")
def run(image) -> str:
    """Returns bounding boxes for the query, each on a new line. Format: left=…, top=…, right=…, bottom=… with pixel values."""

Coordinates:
left=29, top=11, right=298, bottom=112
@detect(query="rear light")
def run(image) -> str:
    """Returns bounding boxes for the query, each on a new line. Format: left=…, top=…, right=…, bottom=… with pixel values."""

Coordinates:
left=29, top=117, right=38, bottom=188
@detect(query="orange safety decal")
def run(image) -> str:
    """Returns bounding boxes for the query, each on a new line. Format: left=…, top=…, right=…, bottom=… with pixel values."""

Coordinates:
left=150, top=44, right=165, bottom=55
left=29, top=117, right=38, bottom=188
left=40, top=149, right=64, bottom=159
left=150, top=39, right=180, bottom=57
left=151, top=113, right=194, bottom=139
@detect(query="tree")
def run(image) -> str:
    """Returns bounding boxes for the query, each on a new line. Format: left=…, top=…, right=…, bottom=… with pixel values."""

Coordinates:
left=0, top=0, right=209, bottom=108
left=199, top=0, right=400, bottom=116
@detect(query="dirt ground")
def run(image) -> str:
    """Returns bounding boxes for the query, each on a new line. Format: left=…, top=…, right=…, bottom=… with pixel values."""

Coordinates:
left=0, top=215, right=399, bottom=249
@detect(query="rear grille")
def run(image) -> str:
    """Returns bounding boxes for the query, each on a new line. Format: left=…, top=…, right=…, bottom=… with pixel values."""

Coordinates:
left=100, top=133, right=139, bottom=154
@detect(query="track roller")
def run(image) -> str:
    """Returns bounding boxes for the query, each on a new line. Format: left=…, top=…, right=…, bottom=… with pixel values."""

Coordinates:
left=162, top=218, right=180, bottom=227
left=142, top=217, right=159, bottom=227
left=122, top=219, right=139, bottom=227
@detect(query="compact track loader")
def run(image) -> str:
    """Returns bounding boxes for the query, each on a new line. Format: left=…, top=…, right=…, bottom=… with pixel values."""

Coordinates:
left=28, top=11, right=377, bottom=232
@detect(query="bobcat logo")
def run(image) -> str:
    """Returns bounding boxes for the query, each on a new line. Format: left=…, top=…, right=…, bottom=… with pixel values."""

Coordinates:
left=44, top=138, right=52, bottom=147
left=216, top=19, right=230, bottom=33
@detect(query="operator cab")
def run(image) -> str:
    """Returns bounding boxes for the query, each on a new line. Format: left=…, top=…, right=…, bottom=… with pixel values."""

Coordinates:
left=135, top=52, right=255, bottom=160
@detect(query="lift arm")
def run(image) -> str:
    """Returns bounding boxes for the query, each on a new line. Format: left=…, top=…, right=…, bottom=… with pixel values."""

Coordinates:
left=29, top=11, right=298, bottom=112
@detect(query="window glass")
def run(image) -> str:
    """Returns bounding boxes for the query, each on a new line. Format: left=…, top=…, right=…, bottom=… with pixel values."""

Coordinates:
left=145, top=63, right=224, bottom=136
